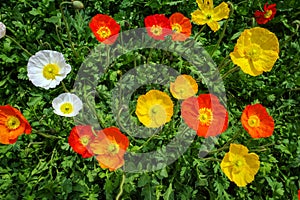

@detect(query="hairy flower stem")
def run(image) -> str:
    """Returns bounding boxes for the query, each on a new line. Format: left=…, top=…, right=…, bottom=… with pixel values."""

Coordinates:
left=61, top=81, right=70, bottom=93
left=115, top=173, right=126, bottom=200
left=35, top=131, right=61, bottom=139
left=60, top=2, right=79, bottom=58
left=221, top=65, right=239, bottom=79
left=194, top=24, right=206, bottom=41
left=208, top=128, right=242, bottom=155
left=5, top=35, right=32, bottom=56
left=210, top=1, right=234, bottom=56
left=217, top=55, right=230, bottom=71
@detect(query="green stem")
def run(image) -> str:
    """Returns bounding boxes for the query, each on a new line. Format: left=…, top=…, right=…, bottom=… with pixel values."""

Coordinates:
left=208, top=128, right=242, bottom=155
left=61, top=81, right=70, bottom=93
left=201, top=157, right=221, bottom=162
left=6, top=35, right=32, bottom=56
left=194, top=25, right=206, bottom=41
left=221, top=65, right=239, bottom=79
left=209, top=1, right=234, bottom=56
left=116, top=106, right=137, bottom=142
left=115, top=173, right=126, bottom=200
left=59, top=1, right=79, bottom=58
left=35, top=131, right=61, bottom=139
left=217, top=55, right=230, bottom=71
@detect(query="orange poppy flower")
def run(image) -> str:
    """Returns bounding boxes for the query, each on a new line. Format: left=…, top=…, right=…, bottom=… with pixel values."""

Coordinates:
left=169, top=13, right=192, bottom=41
left=170, top=74, right=198, bottom=99
left=89, top=14, right=121, bottom=45
left=181, top=94, right=228, bottom=137
left=0, top=105, right=31, bottom=144
left=144, top=14, right=172, bottom=40
left=90, top=127, right=129, bottom=171
left=254, top=3, right=276, bottom=24
left=68, top=125, right=95, bottom=158
left=241, top=104, right=274, bottom=138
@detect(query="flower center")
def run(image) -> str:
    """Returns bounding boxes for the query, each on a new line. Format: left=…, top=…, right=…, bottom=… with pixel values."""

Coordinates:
left=150, top=25, right=163, bottom=36
left=245, top=44, right=261, bottom=61
left=206, top=14, right=212, bottom=20
left=149, top=104, right=167, bottom=126
left=235, top=160, right=243, bottom=167
left=264, top=10, right=272, bottom=18
left=43, top=63, right=60, bottom=80
left=6, top=116, right=21, bottom=130
left=172, top=23, right=182, bottom=33
left=198, top=108, right=213, bottom=126
left=150, top=104, right=164, bottom=115
left=108, top=143, right=119, bottom=155
left=80, top=136, right=90, bottom=146
left=97, top=26, right=111, bottom=39
left=248, top=115, right=260, bottom=127
left=60, top=102, right=74, bottom=114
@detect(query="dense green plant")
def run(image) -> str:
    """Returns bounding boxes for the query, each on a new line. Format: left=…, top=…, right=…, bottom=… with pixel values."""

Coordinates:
left=0, top=0, right=299, bottom=199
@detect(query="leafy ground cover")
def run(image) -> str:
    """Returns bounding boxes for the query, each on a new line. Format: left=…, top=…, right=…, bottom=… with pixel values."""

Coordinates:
left=0, top=0, right=299, bottom=199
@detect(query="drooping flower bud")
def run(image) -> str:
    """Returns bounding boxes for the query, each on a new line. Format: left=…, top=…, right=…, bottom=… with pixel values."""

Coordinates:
left=72, top=1, right=84, bottom=9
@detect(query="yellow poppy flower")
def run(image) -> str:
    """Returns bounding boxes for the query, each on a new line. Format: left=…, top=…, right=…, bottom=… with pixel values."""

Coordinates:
left=135, top=90, right=174, bottom=128
left=170, top=74, right=198, bottom=99
left=220, top=143, right=260, bottom=187
left=230, top=27, right=279, bottom=76
left=191, top=0, right=230, bottom=32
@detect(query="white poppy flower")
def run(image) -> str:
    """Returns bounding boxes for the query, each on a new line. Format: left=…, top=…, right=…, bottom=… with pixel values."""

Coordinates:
left=52, top=93, right=83, bottom=117
left=0, top=22, right=6, bottom=39
left=27, top=50, right=71, bottom=90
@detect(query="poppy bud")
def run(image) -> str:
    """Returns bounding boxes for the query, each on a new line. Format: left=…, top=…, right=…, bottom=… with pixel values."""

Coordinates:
left=72, top=1, right=84, bottom=9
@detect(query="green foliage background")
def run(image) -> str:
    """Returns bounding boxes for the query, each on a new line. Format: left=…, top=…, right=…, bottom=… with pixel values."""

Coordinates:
left=0, top=0, right=299, bottom=199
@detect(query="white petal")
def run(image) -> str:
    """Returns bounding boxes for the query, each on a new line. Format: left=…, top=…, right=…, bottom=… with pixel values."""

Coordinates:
left=0, top=22, right=6, bottom=39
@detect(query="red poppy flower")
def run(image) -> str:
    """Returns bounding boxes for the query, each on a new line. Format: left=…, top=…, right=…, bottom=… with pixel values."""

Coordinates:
left=181, top=94, right=228, bottom=138
left=144, top=14, right=172, bottom=40
left=254, top=3, right=276, bottom=24
left=298, top=189, right=300, bottom=200
left=89, top=14, right=120, bottom=44
left=169, top=12, right=192, bottom=41
left=90, top=127, right=129, bottom=171
left=0, top=105, right=31, bottom=144
left=68, top=125, right=95, bottom=158
left=241, top=104, right=274, bottom=138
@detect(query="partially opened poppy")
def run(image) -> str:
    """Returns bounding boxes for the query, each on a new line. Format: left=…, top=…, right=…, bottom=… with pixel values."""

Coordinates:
left=170, top=74, right=198, bottom=99
left=230, top=27, right=279, bottom=76
left=135, top=90, right=174, bottom=128
left=169, top=13, right=192, bottom=41
left=68, top=125, right=95, bottom=158
left=181, top=94, right=228, bottom=137
left=90, top=127, right=129, bottom=171
left=89, top=14, right=121, bottom=45
left=0, top=105, right=31, bottom=144
left=144, top=14, right=172, bottom=40
left=191, top=0, right=230, bottom=32
left=220, top=143, right=260, bottom=187
left=254, top=3, right=276, bottom=24
left=52, top=93, right=83, bottom=117
left=241, top=104, right=274, bottom=138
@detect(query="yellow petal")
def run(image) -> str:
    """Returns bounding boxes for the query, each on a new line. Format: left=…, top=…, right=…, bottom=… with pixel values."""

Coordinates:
left=197, top=0, right=214, bottom=10
left=213, top=2, right=230, bottom=21
left=253, top=50, right=279, bottom=71
left=207, top=21, right=220, bottom=32
left=191, top=10, right=208, bottom=25
left=249, top=27, right=279, bottom=53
